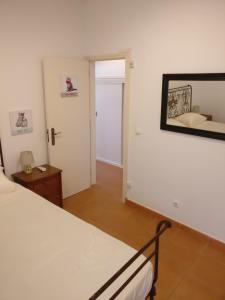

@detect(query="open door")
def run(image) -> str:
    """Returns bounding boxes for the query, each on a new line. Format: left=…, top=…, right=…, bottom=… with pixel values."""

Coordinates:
left=43, top=58, right=91, bottom=198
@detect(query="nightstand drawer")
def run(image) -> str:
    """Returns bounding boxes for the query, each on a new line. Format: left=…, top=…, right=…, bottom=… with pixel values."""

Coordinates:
left=12, top=165, right=63, bottom=208
left=32, top=175, right=61, bottom=198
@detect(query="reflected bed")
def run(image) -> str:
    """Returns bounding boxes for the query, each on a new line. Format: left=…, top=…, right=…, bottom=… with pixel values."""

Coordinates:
left=161, top=73, right=225, bottom=141
left=194, top=120, right=225, bottom=133
left=167, top=113, right=225, bottom=133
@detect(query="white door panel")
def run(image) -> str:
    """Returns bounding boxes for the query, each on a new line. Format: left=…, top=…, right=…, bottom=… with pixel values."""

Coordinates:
left=43, top=58, right=90, bottom=198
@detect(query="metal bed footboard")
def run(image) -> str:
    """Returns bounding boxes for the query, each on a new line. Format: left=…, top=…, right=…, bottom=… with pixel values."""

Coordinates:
left=89, top=220, right=172, bottom=300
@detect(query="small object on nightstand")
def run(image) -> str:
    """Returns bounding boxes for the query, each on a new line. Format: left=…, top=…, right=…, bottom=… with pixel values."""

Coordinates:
left=37, top=166, right=47, bottom=172
left=12, top=164, right=63, bottom=208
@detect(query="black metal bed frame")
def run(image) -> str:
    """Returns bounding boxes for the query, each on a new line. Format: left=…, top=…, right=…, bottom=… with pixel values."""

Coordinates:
left=167, top=84, right=192, bottom=118
left=89, top=220, right=171, bottom=300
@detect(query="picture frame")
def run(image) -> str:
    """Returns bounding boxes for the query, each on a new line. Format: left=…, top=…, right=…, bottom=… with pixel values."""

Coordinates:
left=9, top=110, right=33, bottom=136
left=61, top=75, right=78, bottom=97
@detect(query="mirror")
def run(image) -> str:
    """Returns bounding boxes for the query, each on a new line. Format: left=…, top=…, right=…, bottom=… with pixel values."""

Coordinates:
left=160, top=73, right=225, bottom=141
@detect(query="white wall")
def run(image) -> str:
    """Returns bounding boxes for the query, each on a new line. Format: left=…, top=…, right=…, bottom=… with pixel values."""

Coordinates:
left=95, top=60, right=124, bottom=167
left=95, top=60, right=125, bottom=78
left=96, top=79, right=123, bottom=166
left=0, top=0, right=84, bottom=175
left=83, top=0, right=225, bottom=242
left=191, top=82, right=225, bottom=122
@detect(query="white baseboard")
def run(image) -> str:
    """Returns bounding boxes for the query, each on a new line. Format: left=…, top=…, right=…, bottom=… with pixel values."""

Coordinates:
left=96, top=157, right=123, bottom=168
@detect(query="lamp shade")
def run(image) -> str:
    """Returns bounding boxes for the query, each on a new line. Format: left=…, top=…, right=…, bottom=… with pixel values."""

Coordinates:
left=20, top=151, right=34, bottom=165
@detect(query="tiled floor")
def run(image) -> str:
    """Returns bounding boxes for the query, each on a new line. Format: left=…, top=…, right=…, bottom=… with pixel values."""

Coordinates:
left=64, top=161, right=225, bottom=299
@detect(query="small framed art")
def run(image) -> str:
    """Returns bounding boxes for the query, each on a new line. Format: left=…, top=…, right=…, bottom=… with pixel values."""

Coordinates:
left=61, top=75, right=78, bottom=97
left=9, top=110, right=33, bottom=136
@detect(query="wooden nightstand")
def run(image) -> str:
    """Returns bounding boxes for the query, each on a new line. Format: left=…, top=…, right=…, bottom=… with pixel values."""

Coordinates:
left=12, top=164, right=63, bottom=208
left=201, top=114, right=212, bottom=121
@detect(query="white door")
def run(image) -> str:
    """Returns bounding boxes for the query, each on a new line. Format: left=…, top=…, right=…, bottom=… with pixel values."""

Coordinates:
left=43, top=58, right=91, bottom=198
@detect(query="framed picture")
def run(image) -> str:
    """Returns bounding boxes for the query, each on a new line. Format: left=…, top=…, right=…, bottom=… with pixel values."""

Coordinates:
left=9, top=110, right=33, bottom=136
left=61, top=75, right=78, bottom=97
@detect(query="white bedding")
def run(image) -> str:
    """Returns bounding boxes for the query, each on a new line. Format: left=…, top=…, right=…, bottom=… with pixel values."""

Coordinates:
left=168, top=115, right=225, bottom=134
left=0, top=185, right=153, bottom=300
left=194, top=120, right=225, bottom=133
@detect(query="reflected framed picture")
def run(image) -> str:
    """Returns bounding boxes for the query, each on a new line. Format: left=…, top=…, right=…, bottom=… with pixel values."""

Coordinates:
left=9, top=110, right=33, bottom=136
left=61, top=75, right=78, bottom=97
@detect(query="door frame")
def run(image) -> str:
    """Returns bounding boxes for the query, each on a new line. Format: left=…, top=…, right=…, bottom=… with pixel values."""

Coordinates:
left=87, top=50, right=132, bottom=202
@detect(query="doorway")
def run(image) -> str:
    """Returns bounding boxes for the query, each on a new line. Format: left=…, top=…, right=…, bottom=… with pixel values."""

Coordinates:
left=95, top=60, right=125, bottom=167
left=89, top=53, right=131, bottom=202
left=43, top=52, right=131, bottom=202
left=94, top=60, right=125, bottom=201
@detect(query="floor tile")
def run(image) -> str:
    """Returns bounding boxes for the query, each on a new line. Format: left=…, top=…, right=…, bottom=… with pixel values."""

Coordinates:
left=172, top=225, right=209, bottom=255
left=201, top=238, right=225, bottom=265
left=169, top=275, right=225, bottom=300
left=190, top=256, right=225, bottom=292
left=63, top=161, right=225, bottom=300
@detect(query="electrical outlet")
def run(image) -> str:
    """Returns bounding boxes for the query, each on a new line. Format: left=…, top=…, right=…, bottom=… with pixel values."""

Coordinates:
left=173, top=200, right=179, bottom=208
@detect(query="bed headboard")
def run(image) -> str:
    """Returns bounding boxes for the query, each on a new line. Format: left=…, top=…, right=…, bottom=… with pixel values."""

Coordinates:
left=0, top=139, right=4, bottom=170
left=167, top=85, right=192, bottom=118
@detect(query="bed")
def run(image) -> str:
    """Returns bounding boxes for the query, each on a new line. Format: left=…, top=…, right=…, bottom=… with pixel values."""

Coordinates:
left=194, top=119, right=225, bottom=133
left=168, top=112, right=225, bottom=133
left=167, top=85, right=225, bottom=133
left=0, top=139, right=171, bottom=300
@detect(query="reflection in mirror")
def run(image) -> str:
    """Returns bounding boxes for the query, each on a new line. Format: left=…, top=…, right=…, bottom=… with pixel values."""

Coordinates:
left=167, top=81, right=225, bottom=133
left=161, top=74, right=225, bottom=141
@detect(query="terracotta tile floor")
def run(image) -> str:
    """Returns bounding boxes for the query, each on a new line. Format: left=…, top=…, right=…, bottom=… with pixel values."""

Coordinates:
left=64, top=161, right=225, bottom=299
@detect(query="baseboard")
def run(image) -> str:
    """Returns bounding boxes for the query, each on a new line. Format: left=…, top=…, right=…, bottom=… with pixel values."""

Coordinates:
left=96, top=157, right=123, bottom=168
left=126, top=198, right=225, bottom=245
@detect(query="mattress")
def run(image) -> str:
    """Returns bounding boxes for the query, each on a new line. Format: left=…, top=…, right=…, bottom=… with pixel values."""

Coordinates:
left=0, top=184, right=153, bottom=300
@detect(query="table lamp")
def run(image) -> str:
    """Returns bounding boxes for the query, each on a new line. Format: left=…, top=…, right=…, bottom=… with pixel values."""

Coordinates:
left=192, top=105, right=200, bottom=113
left=20, top=151, right=34, bottom=174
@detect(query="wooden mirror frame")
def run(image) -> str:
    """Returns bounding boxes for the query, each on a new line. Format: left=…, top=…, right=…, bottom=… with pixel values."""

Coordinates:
left=160, top=73, right=225, bottom=141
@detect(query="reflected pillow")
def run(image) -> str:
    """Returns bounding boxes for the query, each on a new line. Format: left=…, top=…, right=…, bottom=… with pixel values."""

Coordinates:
left=175, top=113, right=207, bottom=127
left=167, top=118, right=186, bottom=127
left=0, top=169, right=16, bottom=193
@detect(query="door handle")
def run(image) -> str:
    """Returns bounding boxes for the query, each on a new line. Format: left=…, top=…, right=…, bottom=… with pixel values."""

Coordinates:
left=51, top=128, right=62, bottom=145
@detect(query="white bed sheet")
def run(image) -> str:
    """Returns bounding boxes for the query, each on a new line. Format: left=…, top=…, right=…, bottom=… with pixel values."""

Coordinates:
left=194, top=120, right=225, bottom=133
left=0, top=185, right=153, bottom=300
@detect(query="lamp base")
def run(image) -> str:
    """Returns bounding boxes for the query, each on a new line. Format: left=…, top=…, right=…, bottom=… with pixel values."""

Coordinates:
left=23, top=164, right=33, bottom=174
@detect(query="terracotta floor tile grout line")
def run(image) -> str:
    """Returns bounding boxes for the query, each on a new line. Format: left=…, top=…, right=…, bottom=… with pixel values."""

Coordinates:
left=166, top=251, right=203, bottom=300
